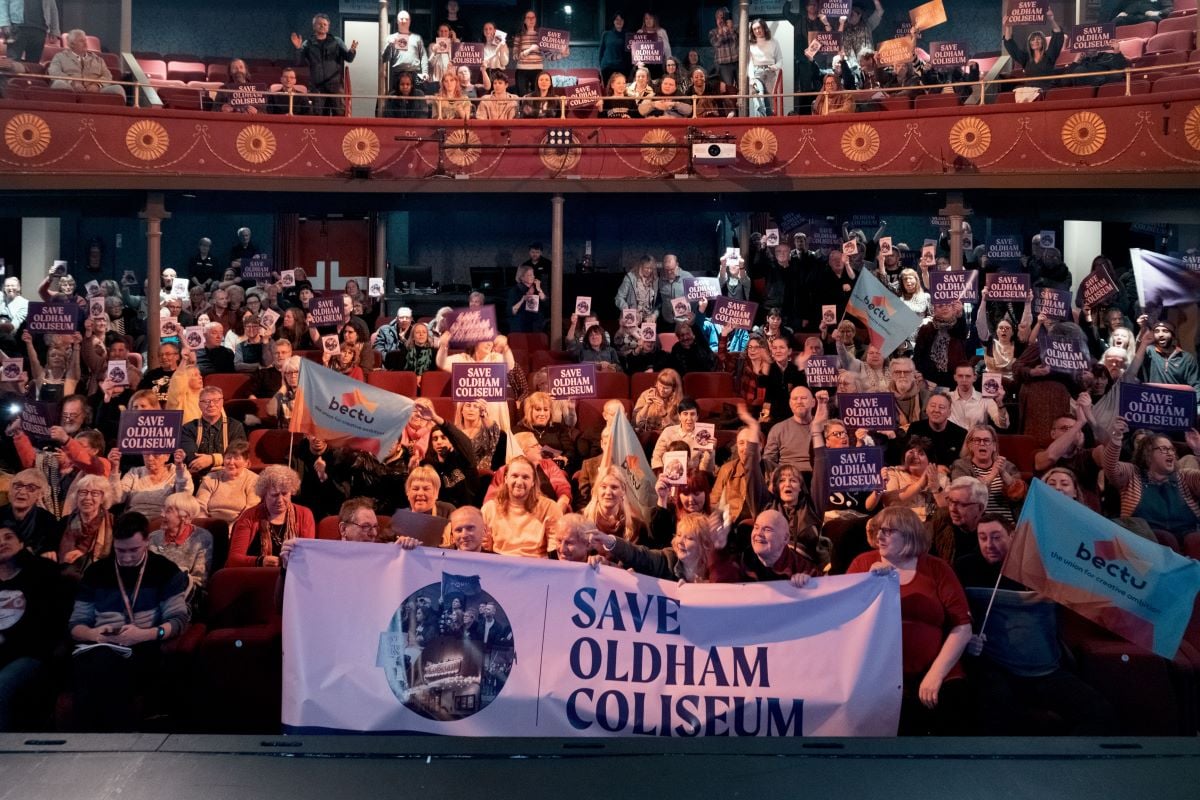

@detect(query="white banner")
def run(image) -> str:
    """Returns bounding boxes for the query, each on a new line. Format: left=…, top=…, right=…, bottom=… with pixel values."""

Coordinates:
left=283, top=542, right=903, bottom=736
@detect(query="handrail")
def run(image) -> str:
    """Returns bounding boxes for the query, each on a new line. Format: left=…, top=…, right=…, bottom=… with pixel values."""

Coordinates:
left=11, top=59, right=1198, bottom=117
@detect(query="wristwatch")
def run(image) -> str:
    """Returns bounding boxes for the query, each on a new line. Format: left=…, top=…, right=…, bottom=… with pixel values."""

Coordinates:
left=156, top=625, right=166, bottom=641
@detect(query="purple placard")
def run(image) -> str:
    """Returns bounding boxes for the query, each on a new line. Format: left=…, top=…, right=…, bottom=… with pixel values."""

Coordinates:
left=1039, top=335, right=1091, bottom=373
left=1005, top=0, right=1049, bottom=25
left=1079, top=266, right=1120, bottom=308
left=451, top=42, right=485, bottom=66
left=839, top=392, right=897, bottom=430
left=565, top=83, right=601, bottom=109
left=226, top=83, right=266, bottom=108
left=451, top=362, right=507, bottom=402
left=810, top=31, right=842, bottom=55
left=116, top=409, right=183, bottom=455
left=929, top=41, right=969, bottom=69
left=984, top=272, right=1032, bottom=303
left=546, top=363, right=597, bottom=399
left=929, top=271, right=979, bottom=305
left=804, top=355, right=839, bottom=387
left=629, top=34, right=664, bottom=65
left=241, top=254, right=273, bottom=280
left=986, top=235, right=1022, bottom=264
left=709, top=296, right=758, bottom=331
left=1033, top=287, right=1072, bottom=321
left=538, top=28, right=570, bottom=55
left=806, top=223, right=841, bottom=249
left=308, top=296, right=343, bottom=327
left=1118, top=382, right=1197, bottom=433
left=447, top=305, right=499, bottom=348
left=25, top=302, right=81, bottom=333
left=826, top=446, right=884, bottom=492
left=1184, top=254, right=1200, bottom=273
left=819, top=0, right=852, bottom=17
left=684, top=277, right=721, bottom=302
left=1068, top=23, right=1115, bottom=53
left=20, top=400, right=59, bottom=444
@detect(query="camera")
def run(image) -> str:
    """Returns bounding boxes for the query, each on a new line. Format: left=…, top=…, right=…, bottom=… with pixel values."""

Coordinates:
left=692, top=142, right=736, bottom=164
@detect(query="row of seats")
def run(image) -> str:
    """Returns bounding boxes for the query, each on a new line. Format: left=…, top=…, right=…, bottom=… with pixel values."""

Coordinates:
left=1114, top=7, right=1199, bottom=44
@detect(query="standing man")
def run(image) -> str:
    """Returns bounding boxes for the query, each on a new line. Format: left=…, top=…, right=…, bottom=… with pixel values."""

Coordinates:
left=291, top=12, right=357, bottom=117
left=657, top=254, right=694, bottom=331
left=381, top=10, right=428, bottom=94
left=0, top=0, right=60, bottom=64
left=187, top=237, right=221, bottom=288
left=708, top=7, right=737, bottom=93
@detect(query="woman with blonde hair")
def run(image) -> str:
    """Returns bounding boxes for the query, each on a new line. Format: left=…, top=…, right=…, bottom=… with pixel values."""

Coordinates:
left=480, top=455, right=561, bottom=558
left=227, top=464, right=315, bottom=567
left=455, top=399, right=503, bottom=472
left=513, top=390, right=582, bottom=473
left=434, top=67, right=472, bottom=120
left=633, top=367, right=682, bottom=435
left=591, top=512, right=712, bottom=582
left=166, top=361, right=203, bottom=424
left=582, top=466, right=649, bottom=544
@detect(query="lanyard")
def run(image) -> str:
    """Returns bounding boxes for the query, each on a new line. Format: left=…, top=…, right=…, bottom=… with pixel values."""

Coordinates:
left=114, top=555, right=148, bottom=626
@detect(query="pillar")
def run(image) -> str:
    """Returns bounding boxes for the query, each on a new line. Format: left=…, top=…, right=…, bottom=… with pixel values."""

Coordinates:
left=120, top=0, right=132, bottom=54
left=737, top=0, right=750, bottom=117
left=550, top=194, right=564, bottom=348
left=21, top=218, right=60, bottom=296
left=1063, top=220, right=1102, bottom=291
left=939, top=191, right=972, bottom=270
left=378, top=0, right=390, bottom=116
left=140, top=193, right=170, bottom=369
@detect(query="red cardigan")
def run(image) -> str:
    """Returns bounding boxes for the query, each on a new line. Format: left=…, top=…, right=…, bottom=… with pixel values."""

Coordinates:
left=228, top=502, right=316, bottom=567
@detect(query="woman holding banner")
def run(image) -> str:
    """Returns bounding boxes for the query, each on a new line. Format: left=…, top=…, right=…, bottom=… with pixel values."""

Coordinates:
left=847, top=506, right=973, bottom=735
left=436, top=331, right=515, bottom=434
left=811, top=395, right=879, bottom=572
left=227, top=465, right=315, bottom=567
left=589, top=512, right=712, bottom=583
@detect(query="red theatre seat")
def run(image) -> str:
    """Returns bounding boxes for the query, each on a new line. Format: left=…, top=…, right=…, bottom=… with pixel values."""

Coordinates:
left=1145, top=29, right=1195, bottom=54
left=158, top=87, right=204, bottom=110
left=995, top=434, right=1040, bottom=479
left=529, top=349, right=573, bottom=371
left=914, top=93, right=961, bottom=110
left=1116, top=37, right=1146, bottom=60
left=203, top=372, right=253, bottom=399
left=167, top=60, right=208, bottom=83
left=1176, top=0, right=1198, bottom=11
left=366, top=370, right=419, bottom=397
left=879, top=96, right=912, bottom=112
left=1156, top=15, right=1199, bottom=34
left=1115, top=21, right=1158, bottom=40
left=38, top=44, right=63, bottom=64
left=206, top=63, right=230, bottom=83
left=508, top=332, right=549, bottom=351
left=1097, top=78, right=1152, bottom=97
left=1045, top=86, right=1097, bottom=102
left=683, top=371, right=735, bottom=398
left=247, top=429, right=296, bottom=471
left=418, top=370, right=452, bottom=397
left=317, top=515, right=341, bottom=541
left=136, top=58, right=167, bottom=81
left=1152, top=73, right=1200, bottom=93
left=595, top=370, right=630, bottom=399
left=630, top=370, right=659, bottom=401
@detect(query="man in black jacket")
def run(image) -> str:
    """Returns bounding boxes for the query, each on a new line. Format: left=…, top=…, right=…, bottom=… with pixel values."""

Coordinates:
left=290, top=13, right=357, bottom=116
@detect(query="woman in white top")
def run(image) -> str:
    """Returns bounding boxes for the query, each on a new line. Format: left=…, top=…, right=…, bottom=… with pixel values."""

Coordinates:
left=436, top=332, right=517, bottom=433
left=481, top=21, right=510, bottom=71
left=195, top=441, right=261, bottom=523
left=637, top=12, right=672, bottom=67
left=749, top=18, right=783, bottom=115
left=428, top=23, right=457, bottom=85
left=109, top=450, right=194, bottom=518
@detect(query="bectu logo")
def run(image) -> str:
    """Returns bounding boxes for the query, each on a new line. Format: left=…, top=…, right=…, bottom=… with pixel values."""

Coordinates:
left=328, top=389, right=377, bottom=423
left=1076, top=540, right=1149, bottom=590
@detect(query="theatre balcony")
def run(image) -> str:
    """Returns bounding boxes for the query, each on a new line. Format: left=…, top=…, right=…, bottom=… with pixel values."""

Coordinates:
left=2, top=65, right=1200, bottom=194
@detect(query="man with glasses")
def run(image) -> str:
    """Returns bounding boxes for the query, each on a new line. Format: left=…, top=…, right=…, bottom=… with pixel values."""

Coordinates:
left=337, top=497, right=381, bottom=543
left=927, top=475, right=988, bottom=564
left=0, top=469, right=59, bottom=556
left=373, top=307, right=413, bottom=370
left=180, top=386, right=248, bottom=484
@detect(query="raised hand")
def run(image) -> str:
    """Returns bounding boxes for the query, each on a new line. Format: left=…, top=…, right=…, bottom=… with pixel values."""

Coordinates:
left=290, top=32, right=303, bottom=49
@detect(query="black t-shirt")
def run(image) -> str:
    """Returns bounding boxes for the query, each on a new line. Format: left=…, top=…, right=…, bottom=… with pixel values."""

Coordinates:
left=0, top=553, right=69, bottom=666
left=895, top=419, right=967, bottom=467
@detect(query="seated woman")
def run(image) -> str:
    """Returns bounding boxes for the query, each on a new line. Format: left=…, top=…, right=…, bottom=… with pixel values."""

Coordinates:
left=275, top=307, right=310, bottom=349
left=404, top=323, right=437, bottom=376
left=195, top=441, right=260, bottom=523
left=228, top=465, right=315, bottom=567
left=847, top=507, right=973, bottom=735
left=520, top=71, right=558, bottom=119
left=813, top=73, right=854, bottom=115
left=148, top=492, right=213, bottom=606
left=1104, top=418, right=1200, bottom=555
left=632, top=367, right=682, bottom=436
left=870, top=436, right=947, bottom=522
left=487, top=432, right=572, bottom=512
left=570, top=323, right=622, bottom=370
left=513, top=391, right=583, bottom=475
left=480, top=455, right=562, bottom=557
left=590, top=512, right=712, bottom=582
left=582, top=466, right=649, bottom=545
left=0, top=469, right=60, bottom=557
left=950, top=424, right=1027, bottom=523
left=436, top=333, right=516, bottom=432
left=625, top=66, right=653, bottom=107
left=433, top=68, right=472, bottom=120
left=109, top=448, right=192, bottom=519
left=383, top=70, right=431, bottom=118
left=57, top=473, right=117, bottom=577
left=425, top=411, right=481, bottom=508
left=405, top=465, right=455, bottom=518
left=233, top=312, right=270, bottom=373
left=325, top=343, right=365, bottom=381
left=597, top=72, right=639, bottom=119
left=456, top=399, right=503, bottom=473
left=650, top=398, right=716, bottom=476
left=637, top=73, right=690, bottom=118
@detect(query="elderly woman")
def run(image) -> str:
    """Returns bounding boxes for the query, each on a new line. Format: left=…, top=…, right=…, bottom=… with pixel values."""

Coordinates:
left=591, top=512, right=713, bottom=582
left=570, top=324, right=622, bottom=370
left=950, top=424, right=1027, bottom=522
left=406, top=465, right=455, bottom=518
left=480, top=455, right=562, bottom=558
left=870, top=436, right=947, bottom=522
left=148, top=492, right=213, bottom=603
left=195, top=441, right=260, bottom=523
left=228, top=464, right=315, bottom=567
left=633, top=368, right=683, bottom=437
left=58, top=473, right=117, bottom=576
left=837, top=341, right=890, bottom=394
left=0, top=469, right=58, bottom=557
left=847, top=506, right=973, bottom=735
left=614, top=256, right=660, bottom=326
left=108, top=448, right=193, bottom=518
left=232, top=312, right=271, bottom=373
left=582, top=467, right=649, bottom=545
left=456, top=399, right=503, bottom=473
left=514, top=391, right=583, bottom=473
left=1104, top=418, right=1200, bottom=554
left=813, top=73, right=854, bottom=115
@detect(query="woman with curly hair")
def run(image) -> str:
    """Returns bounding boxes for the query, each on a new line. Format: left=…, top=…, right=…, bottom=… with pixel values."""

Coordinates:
left=227, top=465, right=315, bottom=567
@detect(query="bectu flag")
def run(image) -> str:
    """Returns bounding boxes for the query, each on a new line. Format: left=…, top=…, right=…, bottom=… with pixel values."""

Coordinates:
left=1130, top=248, right=1200, bottom=310
left=844, top=268, right=923, bottom=358
left=1004, top=480, right=1200, bottom=660
left=290, top=360, right=414, bottom=459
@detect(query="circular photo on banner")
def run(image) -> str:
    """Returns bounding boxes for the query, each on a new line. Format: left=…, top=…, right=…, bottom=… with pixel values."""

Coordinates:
left=378, top=577, right=516, bottom=721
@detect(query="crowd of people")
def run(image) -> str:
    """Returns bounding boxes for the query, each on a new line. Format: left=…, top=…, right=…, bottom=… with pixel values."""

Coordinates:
left=0, top=213, right=1197, bottom=735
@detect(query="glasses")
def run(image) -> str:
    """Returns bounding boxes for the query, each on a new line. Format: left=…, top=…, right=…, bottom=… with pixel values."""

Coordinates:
left=826, top=429, right=849, bottom=438
left=344, top=521, right=380, bottom=533
left=60, top=412, right=83, bottom=421
left=968, top=437, right=994, bottom=445
left=199, top=398, right=222, bottom=406
left=876, top=527, right=903, bottom=539
left=1153, top=446, right=1175, bottom=454
left=77, top=490, right=105, bottom=499
left=10, top=481, right=39, bottom=493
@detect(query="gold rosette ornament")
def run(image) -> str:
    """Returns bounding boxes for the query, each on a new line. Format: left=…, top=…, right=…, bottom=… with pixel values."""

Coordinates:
left=739, top=127, right=777, bottom=165
left=342, top=128, right=380, bottom=166
left=236, top=124, right=276, bottom=164
left=841, top=123, right=880, bottom=163
left=640, top=128, right=677, bottom=167
left=4, top=113, right=51, bottom=158
left=444, top=129, right=481, bottom=167
left=948, top=117, right=991, bottom=159
left=1184, top=105, right=1200, bottom=152
left=125, top=120, right=169, bottom=161
left=1061, top=112, right=1107, bottom=157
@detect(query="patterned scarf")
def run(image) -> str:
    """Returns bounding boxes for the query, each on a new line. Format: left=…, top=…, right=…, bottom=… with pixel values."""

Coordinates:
left=257, top=503, right=298, bottom=560
left=930, top=319, right=955, bottom=373
left=64, top=510, right=113, bottom=565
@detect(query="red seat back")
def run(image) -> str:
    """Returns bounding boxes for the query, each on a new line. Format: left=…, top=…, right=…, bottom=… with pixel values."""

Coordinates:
left=246, top=429, right=296, bottom=471
left=365, top=370, right=419, bottom=397
left=1152, top=73, right=1200, bottom=93
left=683, top=371, right=734, bottom=397
left=1156, top=15, right=1198, bottom=34
left=418, top=370, right=451, bottom=397
left=207, top=567, right=281, bottom=628
left=1145, top=29, right=1195, bottom=54
left=630, top=370, right=660, bottom=400
left=595, top=370, right=630, bottom=399
left=316, top=515, right=341, bottom=541
left=914, top=92, right=961, bottom=109
left=203, top=372, right=254, bottom=399
left=1115, top=21, right=1157, bottom=39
